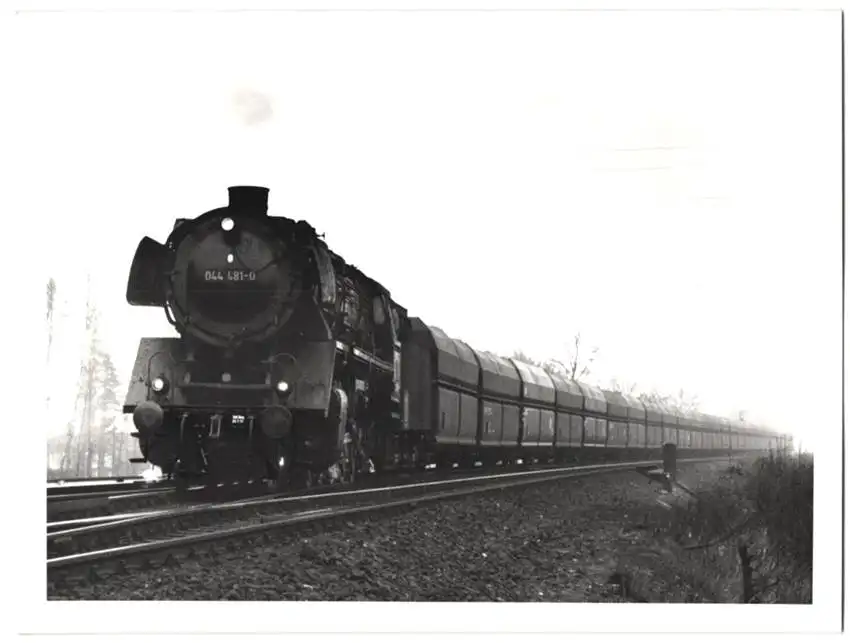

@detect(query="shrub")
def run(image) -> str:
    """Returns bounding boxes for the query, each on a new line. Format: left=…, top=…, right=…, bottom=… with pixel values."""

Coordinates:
left=630, top=451, right=814, bottom=603
left=746, top=450, right=813, bottom=567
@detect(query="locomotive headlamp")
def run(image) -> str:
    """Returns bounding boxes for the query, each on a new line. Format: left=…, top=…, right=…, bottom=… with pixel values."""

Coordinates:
left=151, top=376, right=168, bottom=393
left=276, top=380, right=290, bottom=394
left=221, top=217, right=235, bottom=231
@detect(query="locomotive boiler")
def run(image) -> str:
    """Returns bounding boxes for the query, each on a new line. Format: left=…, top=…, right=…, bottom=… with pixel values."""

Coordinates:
left=123, top=186, right=406, bottom=486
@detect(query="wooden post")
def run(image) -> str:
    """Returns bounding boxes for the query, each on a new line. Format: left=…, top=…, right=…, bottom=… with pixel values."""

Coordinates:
left=738, top=540, right=754, bottom=603
left=662, top=442, right=677, bottom=481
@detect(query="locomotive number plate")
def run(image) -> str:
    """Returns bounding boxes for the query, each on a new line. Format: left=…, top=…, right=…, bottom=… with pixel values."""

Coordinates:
left=204, top=270, right=257, bottom=282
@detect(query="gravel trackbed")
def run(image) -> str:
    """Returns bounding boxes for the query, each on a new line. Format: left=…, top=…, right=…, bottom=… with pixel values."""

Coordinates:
left=50, top=460, right=737, bottom=601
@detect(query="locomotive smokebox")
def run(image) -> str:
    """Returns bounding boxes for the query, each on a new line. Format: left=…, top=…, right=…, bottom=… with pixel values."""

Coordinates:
left=228, top=186, right=269, bottom=216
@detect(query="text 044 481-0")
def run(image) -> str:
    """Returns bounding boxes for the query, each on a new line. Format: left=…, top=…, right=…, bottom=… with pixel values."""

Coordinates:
left=204, top=270, right=257, bottom=282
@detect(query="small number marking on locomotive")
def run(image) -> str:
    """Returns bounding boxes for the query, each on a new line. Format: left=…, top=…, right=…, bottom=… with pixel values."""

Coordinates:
left=204, top=270, right=257, bottom=282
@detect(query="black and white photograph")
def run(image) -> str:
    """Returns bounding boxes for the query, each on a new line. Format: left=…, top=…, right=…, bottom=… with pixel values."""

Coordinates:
left=8, top=0, right=843, bottom=637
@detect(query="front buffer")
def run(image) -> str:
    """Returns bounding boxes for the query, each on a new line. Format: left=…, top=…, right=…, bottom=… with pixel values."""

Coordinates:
left=123, top=337, right=339, bottom=485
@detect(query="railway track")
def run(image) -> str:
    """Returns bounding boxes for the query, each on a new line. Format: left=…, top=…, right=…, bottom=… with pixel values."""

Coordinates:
left=47, top=482, right=181, bottom=522
left=46, top=477, right=279, bottom=522
left=47, top=456, right=729, bottom=589
left=47, top=476, right=150, bottom=494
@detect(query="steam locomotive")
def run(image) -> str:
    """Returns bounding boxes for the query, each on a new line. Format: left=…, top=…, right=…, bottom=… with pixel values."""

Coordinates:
left=123, top=186, right=790, bottom=487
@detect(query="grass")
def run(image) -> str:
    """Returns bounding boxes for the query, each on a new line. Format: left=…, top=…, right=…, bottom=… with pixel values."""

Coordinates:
left=747, top=450, right=814, bottom=567
left=611, top=450, right=813, bottom=603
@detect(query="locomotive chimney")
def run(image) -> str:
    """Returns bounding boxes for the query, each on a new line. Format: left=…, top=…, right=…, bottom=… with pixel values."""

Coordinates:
left=228, top=186, right=269, bottom=215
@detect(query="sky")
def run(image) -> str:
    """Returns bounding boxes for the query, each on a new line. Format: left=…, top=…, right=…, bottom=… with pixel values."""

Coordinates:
left=18, top=10, right=841, bottom=446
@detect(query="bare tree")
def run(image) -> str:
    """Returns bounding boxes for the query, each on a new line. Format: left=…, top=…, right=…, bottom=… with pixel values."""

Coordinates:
left=638, top=390, right=669, bottom=407
left=638, top=388, right=701, bottom=414
left=509, top=350, right=543, bottom=367
left=509, top=351, right=571, bottom=379
left=540, top=332, right=599, bottom=381
left=46, top=277, right=132, bottom=478
left=57, top=421, right=75, bottom=476
left=94, top=353, right=121, bottom=475
left=78, top=277, right=98, bottom=476
left=673, top=387, right=700, bottom=414
left=61, top=322, right=125, bottom=476
left=64, top=276, right=108, bottom=477
left=45, top=278, right=56, bottom=360
left=540, top=361, right=567, bottom=377
left=608, top=378, right=638, bottom=396
left=567, top=332, right=598, bottom=380
left=45, top=277, right=56, bottom=410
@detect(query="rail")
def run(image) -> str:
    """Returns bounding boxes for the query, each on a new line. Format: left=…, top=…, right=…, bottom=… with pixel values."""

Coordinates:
left=47, top=455, right=732, bottom=585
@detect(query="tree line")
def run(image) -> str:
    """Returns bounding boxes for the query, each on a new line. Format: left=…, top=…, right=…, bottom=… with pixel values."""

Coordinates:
left=508, top=331, right=702, bottom=415
left=45, top=276, right=147, bottom=480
